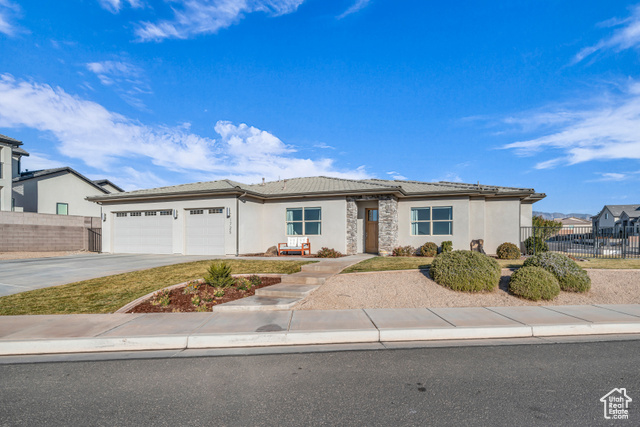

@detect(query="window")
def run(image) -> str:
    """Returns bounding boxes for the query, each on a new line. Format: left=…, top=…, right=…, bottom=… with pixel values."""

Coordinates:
left=411, top=206, right=453, bottom=235
left=116, top=212, right=127, bottom=217
left=190, top=209, right=204, bottom=215
left=605, top=213, right=609, bottom=220
left=209, top=208, right=223, bottom=214
left=144, top=211, right=157, bottom=216
left=286, top=207, right=321, bottom=235
left=130, top=212, right=141, bottom=217
left=56, top=203, right=68, bottom=215
left=159, top=210, right=172, bottom=216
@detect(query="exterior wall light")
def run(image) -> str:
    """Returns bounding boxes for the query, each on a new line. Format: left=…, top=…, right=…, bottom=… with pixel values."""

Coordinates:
left=173, top=209, right=178, bottom=219
left=226, top=207, right=231, bottom=218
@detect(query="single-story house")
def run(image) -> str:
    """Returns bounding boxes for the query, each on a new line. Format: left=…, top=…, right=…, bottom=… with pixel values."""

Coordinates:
left=88, top=176, right=545, bottom=256
left=592, top=204, right=640, bottom=234
left=557, top=216, right=592, bottom=234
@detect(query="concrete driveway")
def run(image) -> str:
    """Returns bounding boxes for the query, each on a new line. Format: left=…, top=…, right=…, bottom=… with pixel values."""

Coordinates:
left=0, top=253, right=219, bottom=297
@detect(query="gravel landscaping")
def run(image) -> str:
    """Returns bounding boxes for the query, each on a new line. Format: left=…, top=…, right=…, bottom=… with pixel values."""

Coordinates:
left=293, top=268, right=640, bottom=310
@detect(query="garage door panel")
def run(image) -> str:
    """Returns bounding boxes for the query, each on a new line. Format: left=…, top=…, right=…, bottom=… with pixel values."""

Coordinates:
left=185, top=208, right=225, bottom=255
left=113, top=211, right=173, bottom=254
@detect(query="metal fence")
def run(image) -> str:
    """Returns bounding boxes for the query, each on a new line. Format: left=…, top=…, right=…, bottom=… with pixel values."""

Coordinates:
left=520, top=226, right=640, bottom=259
left=88, top=228, right=102, bottom=253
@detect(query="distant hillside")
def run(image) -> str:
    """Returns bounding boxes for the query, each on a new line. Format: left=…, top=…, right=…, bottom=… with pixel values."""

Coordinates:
left=533, top=211, right=592, bottom=220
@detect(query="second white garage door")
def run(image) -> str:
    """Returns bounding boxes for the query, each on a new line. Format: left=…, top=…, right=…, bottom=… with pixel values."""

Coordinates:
left=185, top=208, right=225, bottom=255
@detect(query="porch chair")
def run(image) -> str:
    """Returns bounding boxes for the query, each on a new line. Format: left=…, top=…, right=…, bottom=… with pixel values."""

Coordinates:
left=277, top=236, right=311, bottom=256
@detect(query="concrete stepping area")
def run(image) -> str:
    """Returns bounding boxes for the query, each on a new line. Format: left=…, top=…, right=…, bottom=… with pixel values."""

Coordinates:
left=1, top=304, right=640, bottom=356
left=213, top=254, right=373, bottom=312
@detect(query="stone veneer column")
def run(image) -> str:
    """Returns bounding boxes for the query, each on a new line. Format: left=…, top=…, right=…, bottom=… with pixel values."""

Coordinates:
left=346, top=197, right=358, bottom=255
left=378, top=195, right=398, bottom=253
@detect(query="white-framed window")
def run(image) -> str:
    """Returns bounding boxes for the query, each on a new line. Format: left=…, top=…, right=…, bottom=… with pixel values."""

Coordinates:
left=144, top=211, right=157, bottom=216
left=209, top=208, right=223, bottom=214
left=130, top=212, right=141, bottom=217
left=190, top=209, right=204, bottom=215
left=286, top=207, right=321, bottom=235
left=159, top=210, right=172, bottom=216
left=116, top=212, right=127, bottom=217
left=411, top=206, right=453, bottom=235
left=605, top=213, right=609, bottom=220
left=56, top=203, right=69, bottom=215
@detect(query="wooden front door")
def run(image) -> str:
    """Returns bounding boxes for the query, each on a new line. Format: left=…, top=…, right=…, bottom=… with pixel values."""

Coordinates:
left=365, top=208, right=379, bottom=253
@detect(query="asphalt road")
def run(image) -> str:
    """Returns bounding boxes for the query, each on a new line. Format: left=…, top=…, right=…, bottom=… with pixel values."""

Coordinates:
left=0, top=253, right=216, bottom=297
left=1, top=340, right=638, bottom=426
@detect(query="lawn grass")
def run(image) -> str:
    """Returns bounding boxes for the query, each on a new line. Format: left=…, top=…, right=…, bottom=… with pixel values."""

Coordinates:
left=340, top=255, right=640, bottom=274
left=0, top=259, right=313, bottom=316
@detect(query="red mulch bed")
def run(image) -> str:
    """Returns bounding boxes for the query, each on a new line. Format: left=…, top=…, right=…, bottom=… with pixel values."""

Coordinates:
left=128, top=276, right=281, bottom=313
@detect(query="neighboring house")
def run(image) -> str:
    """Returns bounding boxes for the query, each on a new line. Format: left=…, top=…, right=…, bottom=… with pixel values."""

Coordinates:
left=0, top=133, right=29, bottom=212
left=592, top=205, right=640, bottom=234
left=89, top=176, right=545, bottom=256
left=12, top=167, right=123, bottom=217
left=0, top=132, right=123, bottom=217
left=557, top=216, right=592, bottom=235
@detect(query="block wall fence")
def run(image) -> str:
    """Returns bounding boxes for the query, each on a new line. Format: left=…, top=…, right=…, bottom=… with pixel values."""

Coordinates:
left=0, top=211, right=101, bottom=252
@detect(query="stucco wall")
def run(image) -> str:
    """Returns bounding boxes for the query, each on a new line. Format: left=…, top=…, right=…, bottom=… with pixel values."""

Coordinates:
left=520, top=202, right=533, bottom=227
left=238, top=196, right=265, bottom=253
left=100, top=196, right=238, bottom=255
left=397, top=197, right=471, bottom=251
left=484, top=198, right=521, bottom=254
left=596, top=208, right=618, bottom=229
left=33, top=173, right=105, bottom=217
left=260, top=196, right=348, bottom=253
left=0, top=144, right=12, bottom=211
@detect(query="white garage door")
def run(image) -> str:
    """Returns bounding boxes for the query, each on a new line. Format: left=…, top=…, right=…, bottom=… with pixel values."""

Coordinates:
left=113, top=210, right=174, bottom=254
left=185, top=208, right=225, bottom=255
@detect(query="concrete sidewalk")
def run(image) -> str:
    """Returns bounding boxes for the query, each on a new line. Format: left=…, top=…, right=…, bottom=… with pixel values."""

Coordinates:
left=1, top=304, right=640, bottom=356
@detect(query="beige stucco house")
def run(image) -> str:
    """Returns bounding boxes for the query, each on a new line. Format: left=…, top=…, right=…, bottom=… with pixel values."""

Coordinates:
left=1, top=132, right=123, bottom=217
left=89, top=176, right=545, bottom=256
left=13, top=167, right=123, bottom=217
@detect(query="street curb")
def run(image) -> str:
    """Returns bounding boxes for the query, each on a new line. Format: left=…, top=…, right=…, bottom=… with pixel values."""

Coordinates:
left=3, top=323, right=640, bottom=356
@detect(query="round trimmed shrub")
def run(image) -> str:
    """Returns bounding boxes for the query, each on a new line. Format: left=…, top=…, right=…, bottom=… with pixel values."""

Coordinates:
left=392, top=245, right=416, bottom=257
left=509, top=266, right=560, bottom=301
left=441, top=241, right=453, bottom=253
left=419, top=242, right=438, bottom=257
left=496, top=242, right=521, bottom=260
left=430, top=250, right=501, bottom=292
left=524, top=236, right=548, bottom=255
left=523, top=252, right=591, bottom=293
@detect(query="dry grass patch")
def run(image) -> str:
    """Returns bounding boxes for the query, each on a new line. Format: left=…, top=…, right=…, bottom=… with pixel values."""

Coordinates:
left=0, top=259, right=312, bottom=316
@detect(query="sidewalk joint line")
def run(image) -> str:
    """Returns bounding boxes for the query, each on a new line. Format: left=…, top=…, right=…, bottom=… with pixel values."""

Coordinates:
left=484, top=307, right=529, bottom=326
left=540, top=306, right=594, bottom=323
left=593, top=304, right=640, bottom=319
left=426, top=308, right=456, bottom=327
left=360, top=309, right=381, bottom=342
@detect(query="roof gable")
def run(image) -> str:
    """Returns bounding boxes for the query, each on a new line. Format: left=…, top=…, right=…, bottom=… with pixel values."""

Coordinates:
left=14, top=167, right=110, bottom=194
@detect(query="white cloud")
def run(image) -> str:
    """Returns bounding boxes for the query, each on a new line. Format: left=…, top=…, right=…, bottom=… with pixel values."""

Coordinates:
left=337, top=0, right=371, bottom=20
left=98, top=0, right=143, bottom=14
left=434, top=172, right=463, bottom=183
left=85, top=60, right=152, bottom=109
left=386, top=171, right=406, bottom=180
left=574, top=4, right=640, bottom=63
left=0, top=74, right=369, bottom=188
left=501, top=81, right=640, bottom=169
left=133, top=0, right=305, bottom=42
left=21, top=151, right=67, bottom=171
left=314, top=143, right=335, bottom=150
left=0, top=0, right=21, bottom=36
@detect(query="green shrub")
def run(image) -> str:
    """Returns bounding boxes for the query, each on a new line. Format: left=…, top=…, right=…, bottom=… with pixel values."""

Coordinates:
left=248, top=275, right=262, bottom=287
left=316, top=247, right=343, bottom=258
left=393, top=246, right=416, bottom=257
left=523, top=252, right=591, bottom=292
left=509, top=266, right=560, bottom=301
left=524, top=236, right=548, bottom=255
left=441, top=241, right=453, bottom=253
left=235, top=277, right=251, bottom=291
left=430, top=250, right=501, bottom=292
left=419, top=242, right=438, bottom=257
left=204, top=261, right=235, bottom=288
left=496, top=242, right=521, bottom=260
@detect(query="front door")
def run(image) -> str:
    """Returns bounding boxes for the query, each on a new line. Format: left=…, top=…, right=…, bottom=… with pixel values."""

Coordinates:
left=365, top=208, right=379, bottom=253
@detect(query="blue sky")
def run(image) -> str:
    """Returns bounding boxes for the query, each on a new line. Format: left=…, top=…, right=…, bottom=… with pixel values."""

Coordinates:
left=1, top=1, right=639, bottom=214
